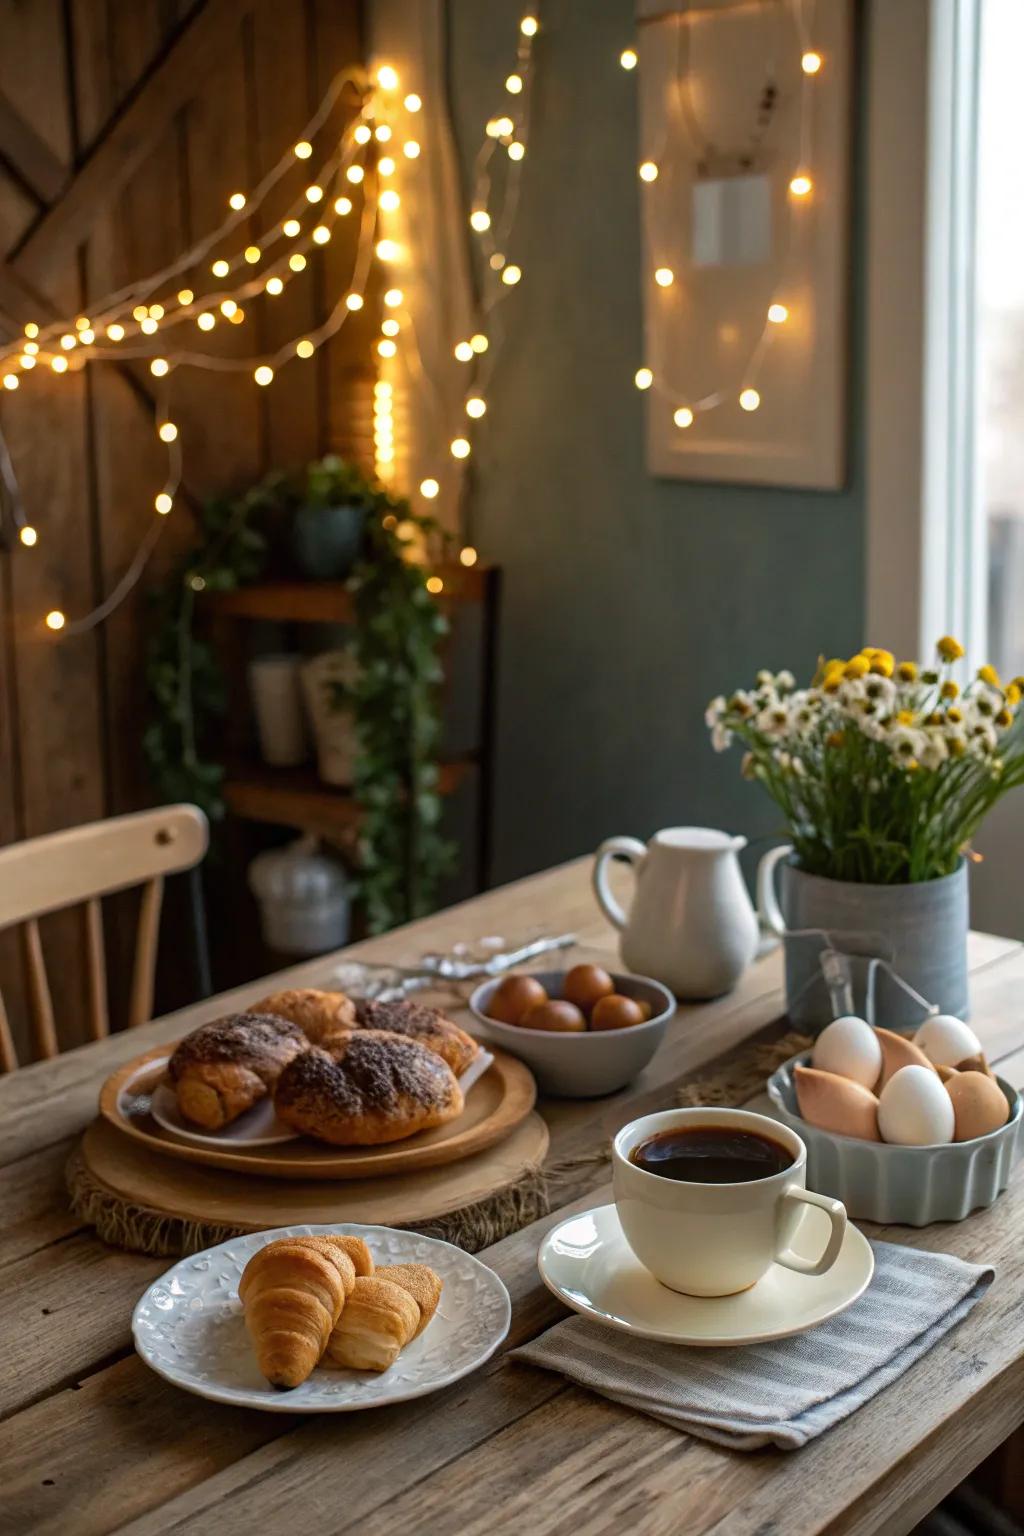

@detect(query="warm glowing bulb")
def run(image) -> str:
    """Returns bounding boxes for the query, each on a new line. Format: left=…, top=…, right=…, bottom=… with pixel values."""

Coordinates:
left=454, top=340, right=474, bottom=362
left=295, top=139, right=313, bottom=158
left=334, top=197, right=353, bottom=216
left=155, top=492, right=173, bottom=514
left=312, top=225, right=331, bottom=244
left=150, top=358, right=169, bottom=377
left=51, top=356, right=68, bottom=373
left=305, top=184, right=324, bottom=203
left=801, top=51, right=822, bottom=74
left=381, top=318, right=400, bottom=336
left=211, top=259, right=230, bottom=277
left=384, top=288, right=403, bottom=308
left=450, top=438, right=471, bottom=459
left=46, top=610, right=65, bottom=631
left=158, top=422, right=178, bottom=442
left=374, top=380, right=393, bottom=396
left=289, top=253, right=307, bottom=272
left=75, top=315, right=91, bottom=330
left=471, top=333, right=488, bottom=353
left=505, top=73, right=523, bottom=94
left=3, top=374, right=18, bottom=390
left=244, top=245, right=261, bottom=264
left=377, top=339, right=397, bottom=357
left=101, top=322, right=123, bottom=342
left=296, top=339, right=315, bottom=358
left=486, top=118, right=502, bottom=138
left=376, top=239, right=399, bottom=261
left=767, top=303, right=789, bottom=324
left=133, top=305, right=148, bottom=321
left=375, top=124, right=392, bottom=142
left=265, top=277, right=284, bottom=296
left=489, top=252, right=505, bottom=270
left=177, top=288, right=194, bottom=305
left=354, top=124, right=372, bottom=145
left=283, top=218, right=301, bottom=237
left=620, top=48, right=638, bottom=69
left=229, top=192, right=247, bottom=210
left=463, top=396, right=486, bottom=420
left=404, top=93, right=422, bottom=112
left=654, top=267, right=674, bottom=287
left=197, top=311, right=216, bottom=330
left=254, top=365, right=274, bottom=386
left=401, top=141, right=419, bottom=160
left=521, top=15, right=539, bottom=35
left=496, top=117, right=515, bottom=137
left=501, top=264, right=522, bottom=285
left=220, top=299, right=238, bottom=317
left=379, top=189, right=400, bottom=212
left=23, top=341, right=39, bottom=354
left=739, top=387, right=761, bottom=411
left=420, top=478, right=439, bottom=498
left=229, top=308, right=245, bottom=325
left=789, top=174, right=812, bottom=197
left=507, top=141, right=525, bottom=161
left=24, top=323, right=39, bottom=339
left=639, top=161, right=658, bottom=182
left=149, top=304, right=165, bottom=319
left=60, top=334, right=77, bottom=350
left=426, top=575, right=444, bottom=594
left=460, top=545, right=478, bottom=567
left=346, top=293, right=364, bottom=311
left=346, top=164, right=365, bottom=184
left=673, top=406, right=694, bottom=428
left=78, top=329, right=95, bottom=344
left=377, top=65, right=399, bottom=90
left=140, top=317, right=159, bottom=334
left=20, top=525, right=37, bottom=546
left=19, top=354, right=35, bottom=369
left=635, top=367, right=653, bottom=390
left=470, top=209, right=491, bottom=231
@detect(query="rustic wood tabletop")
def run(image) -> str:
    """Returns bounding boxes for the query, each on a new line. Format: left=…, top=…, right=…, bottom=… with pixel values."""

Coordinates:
left=2, top=858, right=1024, bottom=1536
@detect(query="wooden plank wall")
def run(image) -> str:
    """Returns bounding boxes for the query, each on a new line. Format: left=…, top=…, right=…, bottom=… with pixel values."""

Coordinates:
left=0, top=0, right=367, bottom=1061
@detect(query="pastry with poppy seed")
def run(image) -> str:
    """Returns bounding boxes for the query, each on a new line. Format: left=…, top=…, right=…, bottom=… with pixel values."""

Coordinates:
left=167, top=1011, right=308, bottom=1130
left=273, top=1031, right=464, bottom=1145
left=253, top=987, right=357, bottom=1046
left=352, top=997, right=480, bottom=1076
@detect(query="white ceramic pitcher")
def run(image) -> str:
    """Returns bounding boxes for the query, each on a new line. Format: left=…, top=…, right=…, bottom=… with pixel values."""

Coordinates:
left=592, top=827, right=759, bottom=999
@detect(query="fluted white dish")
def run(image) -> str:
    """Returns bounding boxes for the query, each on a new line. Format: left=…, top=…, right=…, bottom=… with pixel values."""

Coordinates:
left=767, top=1052, right=1022, bottom=1225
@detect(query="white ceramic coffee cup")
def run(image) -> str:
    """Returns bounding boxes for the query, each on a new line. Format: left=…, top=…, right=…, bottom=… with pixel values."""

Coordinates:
left=612, top=1106, right=847, bottom=1297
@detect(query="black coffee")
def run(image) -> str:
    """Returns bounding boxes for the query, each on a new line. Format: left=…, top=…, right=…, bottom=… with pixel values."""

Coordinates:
left=630, top=1126, right=793, bottom=1184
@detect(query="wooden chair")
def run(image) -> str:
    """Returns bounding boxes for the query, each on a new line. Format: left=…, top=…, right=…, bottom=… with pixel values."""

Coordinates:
left=0, top=804, right=209, bottom=1071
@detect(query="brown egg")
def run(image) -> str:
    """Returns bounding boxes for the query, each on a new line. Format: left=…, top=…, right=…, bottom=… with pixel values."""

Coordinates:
left=590, top=994, right=645, bottom=1032
left=875, top=1028, right=937, bottom=1091
left=635, top=999, right=653, bottom=1022
left=520, top=1000, right=587, bottom=1033
left=794, top=1065, right=881, bottom=1141
left=935, top=1064, right=959, bottom=1083
left=562, top=964, right=615, bottom=1016
left=488, top=974, right=548, bottom=1026
left=955, top=1051, right=995, bottom=1079
left=945, top=1071, right=1009, bottom=1141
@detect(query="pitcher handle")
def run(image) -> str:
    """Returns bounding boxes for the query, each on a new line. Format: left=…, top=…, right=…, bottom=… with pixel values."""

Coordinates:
left=592, top=837, right=646, bottom=931
left=756, top=844, right=792, bottom=937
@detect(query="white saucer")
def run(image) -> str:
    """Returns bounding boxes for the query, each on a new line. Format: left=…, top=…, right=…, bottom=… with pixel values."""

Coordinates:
left=133, top=1223, right=511, bottom=1412
left=538, top=1203, right=874, bottom=1347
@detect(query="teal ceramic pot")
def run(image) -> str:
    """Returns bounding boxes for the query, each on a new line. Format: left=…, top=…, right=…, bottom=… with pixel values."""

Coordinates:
left=291, top=502, right=365, bottom=580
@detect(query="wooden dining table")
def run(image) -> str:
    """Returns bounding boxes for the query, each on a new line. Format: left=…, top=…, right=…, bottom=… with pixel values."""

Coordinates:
left=3, top=856, right=1024, bottom=1536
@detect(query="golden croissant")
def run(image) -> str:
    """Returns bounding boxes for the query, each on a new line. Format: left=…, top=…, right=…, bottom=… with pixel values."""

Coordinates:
left=325, top=1262, right=443, bottom=1372
left=239, top=1234, right=373, bottom=1389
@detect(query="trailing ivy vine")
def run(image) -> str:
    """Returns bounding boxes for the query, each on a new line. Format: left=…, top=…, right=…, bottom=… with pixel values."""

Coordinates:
left=144, top=457, right=453, bottom=931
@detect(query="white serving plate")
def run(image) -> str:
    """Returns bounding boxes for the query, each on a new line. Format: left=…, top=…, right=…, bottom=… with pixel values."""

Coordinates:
left=538, top=1203, right=874, bottom=1347
left=133, top=1223, right=511, bottom=1412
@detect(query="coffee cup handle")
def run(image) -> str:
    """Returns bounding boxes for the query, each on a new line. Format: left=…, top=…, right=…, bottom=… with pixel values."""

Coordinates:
left=774, top=1188, right=847, bottom=1276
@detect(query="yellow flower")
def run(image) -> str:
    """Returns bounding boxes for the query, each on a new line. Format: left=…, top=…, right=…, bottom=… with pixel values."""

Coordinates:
left=978, top=664, right=1001, bottom=688
left=844, top=656, right=870, bottom=679
left=947, top=706, right=963, bottom=724
left=996, top=707, right=1012, bottom=729
left=937, top=636, right=965, bottom=662
left=926, top=710, right=943, bottom=726
left=897, top=661, right=918, bottom=683
left=905, top=759, right=920, bottom=772
left=1013, top=675, right=1024, bottom=692
left=826, top=729, right=845, bottom=749
left=1007, top=683, right=1021, bottom=706
left=823, top=675, right=841, bottom=694
left=897, top=709, right=915, bottom=726
left=869, top=651, right=894, bottom=677
left=940, top=680, right=959, bottom=700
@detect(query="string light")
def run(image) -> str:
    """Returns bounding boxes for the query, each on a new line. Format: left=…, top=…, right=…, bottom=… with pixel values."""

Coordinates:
left=75, top=316, right=91, bottom=331
left=739, top=388, right=761, bottom=411
left=381, top=318, right=400, bottom=336
left=24, top=323, right=39, bottom=339
left=673, top=407, right=694, bottom=428
left=376, top=239, right=400, bottom=261
left=283, top=218, right=301, bottom=237
left=211, top=258, right=230, bottom=277
left=228, top=192, right=247, bottom=210
left=375, top=124, right=392, bottom=142
left=140, top=316, right=159, bottom=334
left=60, top=334, right=77, bottom=350
left=312, top=225, right=331, bottom=244
left=377, top=65, right=399, bottom=90
left=507, top=141, right=525, bottom=161
left=20, top=526, right=37, bottom=546
left=789, top=174, right=812, bottom=197
left=466, top=397, right=487, bottom=418
left=254, top=365, right=274, bottom=386
left=50, top=356, right=68, bottom=374
left=426, top=575, right=444, bottom=594
left=158, top=422, right=178, bottom=442
left=19, top=354, right=35, bottom=370
left=105, top=323, right=125, bottom=341
left=335, top=196, right=353, bottom=215
left=454, top=340, right=474, bottom=362
left=404, top=93, right=422, bottom=112
left=197, top=311, right=216, bottom=329
left=501, top=264, right=522, bottom=285
left=23, top=341, right=39, bottom=355
left=460, top=545, right=478, bottom=566
left=346, top=165, right=365, bottom=184
left=635, top=368, right=653, bottom=390
left=471, top=334, right=489, bottom=353
left=505, top=73, right=523, bottom=94
left=402, top=142, right=420, bottom=159
left=78, top=329, right=95, bottom=344
left=768, top=303, right=789, bottom=324
left=377, top=339, right=397, bottom=358
left=384, top=288, right=403, bottom=307
left=289, top=253, right=307, bottom=272
left=265, top=277, right=284, bottom=296
left=45, top=611, right=66, bottom=631
left=346, top=293, right=364, bottom=311
left=155, top=493, right=173, bottom=514
left=244, top=245, right=261, bottom=264
left=450, top=438, right=471, bottom=458
left=354, top=124, right=372, bottom=145
left=229, top=308, right=245, bottom=325
left=801, top=51, right=822, bottom=73
left=420, top=478, right=439, bottom=498
left=3, top=374, right=18, bottom=390
left=620, top=48, right=638, bottom=70
left=520, top=16, right=539, bottom=36
left=654, top=267, right=674, bottom=287
left=294, top=140, right=313, bottom=158
left=639, top=161, right=658, bottom=182
left=470, top=210, right=491, bottom=231
left=177, top=288, right=194, bottom=305
left=220, top=299, right=238, bottom=318
left=305, top=185, right=324, bottom=203
left=150, top=358, right=169, bottom=377
left=296, top=339, right=315, bottom=358
left=379, top=189, right=401, bottom=213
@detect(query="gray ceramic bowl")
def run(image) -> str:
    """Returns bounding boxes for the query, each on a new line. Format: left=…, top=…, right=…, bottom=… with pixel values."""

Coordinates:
left=767, top=1051, right=1023, bottom=1225
left=469, top=970, right=674, bottom=1098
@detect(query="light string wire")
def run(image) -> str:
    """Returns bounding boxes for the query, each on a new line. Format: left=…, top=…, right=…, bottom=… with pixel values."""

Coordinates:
left=630, top=0, right=820, bottom=424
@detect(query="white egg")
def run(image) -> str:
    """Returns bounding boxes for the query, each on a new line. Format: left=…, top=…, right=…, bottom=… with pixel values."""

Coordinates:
left=914, top=1014, right=982, bottom=1067
left=877, top=1064, right=956, bottom=1145
left=812, top=1015, right=882, bottom=1089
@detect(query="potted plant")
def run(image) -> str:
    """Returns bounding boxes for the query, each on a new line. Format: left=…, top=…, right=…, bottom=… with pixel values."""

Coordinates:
left=290, top=454, right=372, bottom=580
left=707, top=640, right=1024, bottom=1027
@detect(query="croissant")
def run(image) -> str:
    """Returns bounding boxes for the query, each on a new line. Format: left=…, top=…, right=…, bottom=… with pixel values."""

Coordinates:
left=239, top=1235, right=365, bottom=1389
left=325, top=1264, right=442, bottom=1372
left=254, top=988, right=357, bottom=1047
left=352, top=998, right=480, bottom=1077
left=167, top=1012, right=308, bottom=1129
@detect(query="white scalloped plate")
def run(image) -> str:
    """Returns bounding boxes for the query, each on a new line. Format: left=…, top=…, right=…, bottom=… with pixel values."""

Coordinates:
left=132, top=1223, right=511, bottom=1411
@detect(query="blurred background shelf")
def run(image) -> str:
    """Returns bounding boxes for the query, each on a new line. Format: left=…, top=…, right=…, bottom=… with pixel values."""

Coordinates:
left=204, top=565, right=491, bottom=625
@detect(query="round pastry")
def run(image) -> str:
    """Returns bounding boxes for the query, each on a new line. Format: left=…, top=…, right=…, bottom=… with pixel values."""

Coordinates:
left=353, top=997, right=479, bottom=1077
left=274, top=1030, right=464, bottom=1145
left=253, top=987, right=357, bottom=1046
left=167, top=1012, right=308, bottom=1130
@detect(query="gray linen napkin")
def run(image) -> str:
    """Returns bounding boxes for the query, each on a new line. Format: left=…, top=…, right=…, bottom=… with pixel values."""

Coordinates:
left=513, top=1240, right=993, bottom=1450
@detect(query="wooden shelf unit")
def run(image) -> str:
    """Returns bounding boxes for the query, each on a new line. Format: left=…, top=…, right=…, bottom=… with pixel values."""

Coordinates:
left=204, top=564, right=490, bottom=625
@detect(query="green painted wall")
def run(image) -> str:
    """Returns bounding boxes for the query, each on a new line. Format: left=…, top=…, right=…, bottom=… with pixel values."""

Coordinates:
left=446, top=0, right=865, bottom=885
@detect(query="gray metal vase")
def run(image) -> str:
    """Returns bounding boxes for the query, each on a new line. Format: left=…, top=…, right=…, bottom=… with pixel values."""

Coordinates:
left=758, top=849, right=969, bottom=1030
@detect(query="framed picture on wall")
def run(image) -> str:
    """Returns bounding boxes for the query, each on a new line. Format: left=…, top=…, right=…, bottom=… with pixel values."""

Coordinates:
left=635, top=0, right=852, bottom=489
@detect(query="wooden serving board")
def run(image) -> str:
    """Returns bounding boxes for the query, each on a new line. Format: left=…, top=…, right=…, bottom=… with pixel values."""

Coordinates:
left=99, top=1044, right=537, bottom=1180
left=75, top=1110, right=550, bottom=1238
